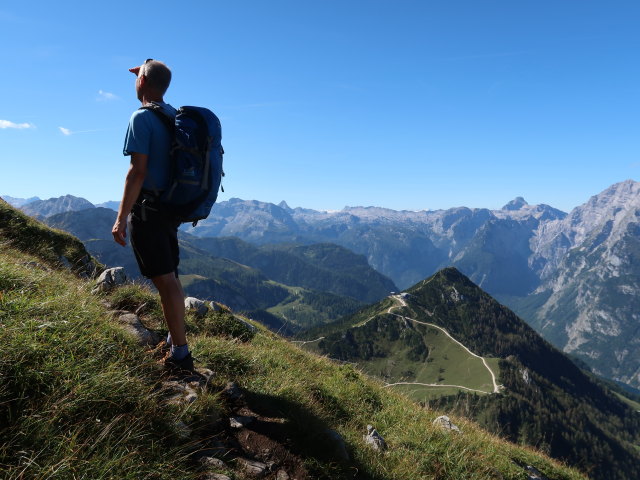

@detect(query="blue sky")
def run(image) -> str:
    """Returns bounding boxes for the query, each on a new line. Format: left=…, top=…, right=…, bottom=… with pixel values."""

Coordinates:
left=1, top=1, right=638, bottom=212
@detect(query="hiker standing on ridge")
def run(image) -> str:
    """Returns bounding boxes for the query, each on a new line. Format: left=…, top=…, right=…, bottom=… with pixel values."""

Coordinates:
left=111, top=59, right=194, bottom=373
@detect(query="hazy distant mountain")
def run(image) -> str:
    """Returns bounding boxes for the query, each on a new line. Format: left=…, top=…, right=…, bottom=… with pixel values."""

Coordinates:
left=1, top=195, right=40, bottom=207
left=44, top=208, right=395, bottom=329
left=184, top=196, right=567, bottom=292
left=96, top=201, right=120, bottom=211
left=304, top=268, right=640, bottom=480
left=20, top=195, right=95, bottom=218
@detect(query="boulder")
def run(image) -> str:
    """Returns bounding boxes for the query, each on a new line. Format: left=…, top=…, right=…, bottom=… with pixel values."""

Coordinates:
left=433, top=415, right=461, bottom=433
left=92, top=267, right=127, bottom=293
left=363, top=424, right=387, bottom=451
left=185, top=296, right=209, bottom=316
left=118, top=313, right=160, bottom=346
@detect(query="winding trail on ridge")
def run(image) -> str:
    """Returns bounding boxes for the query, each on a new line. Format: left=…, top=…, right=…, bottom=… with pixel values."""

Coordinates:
left=385, top=294, right=501, bottom=394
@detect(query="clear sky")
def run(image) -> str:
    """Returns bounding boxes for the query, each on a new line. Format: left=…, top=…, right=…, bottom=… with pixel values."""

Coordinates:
left=1, top=1, right=638, bottom=213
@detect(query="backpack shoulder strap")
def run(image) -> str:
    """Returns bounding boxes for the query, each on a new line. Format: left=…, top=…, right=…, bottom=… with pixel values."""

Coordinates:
left=140, top=103, right=175, bottom=133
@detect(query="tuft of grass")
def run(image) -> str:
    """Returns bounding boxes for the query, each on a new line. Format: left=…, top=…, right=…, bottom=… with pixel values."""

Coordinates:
left=107, top=283, right=162, bottom=314
left=187, top=309, right=256, bottom=342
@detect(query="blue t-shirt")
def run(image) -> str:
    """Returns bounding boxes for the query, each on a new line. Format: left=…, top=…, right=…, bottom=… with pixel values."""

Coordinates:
left=123, top=101, right=177, bottom=192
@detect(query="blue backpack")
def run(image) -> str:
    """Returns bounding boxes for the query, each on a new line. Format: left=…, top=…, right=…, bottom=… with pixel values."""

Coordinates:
left=142, top=104, right=224, bottom=225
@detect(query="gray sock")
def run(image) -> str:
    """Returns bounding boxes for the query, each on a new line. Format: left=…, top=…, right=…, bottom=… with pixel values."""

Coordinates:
left=166, top=332, right=172, bottom=347
left=171, top=343, right=189, bottom=360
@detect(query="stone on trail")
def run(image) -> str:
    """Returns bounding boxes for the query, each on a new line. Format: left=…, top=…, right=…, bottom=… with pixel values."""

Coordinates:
left=117, top=313, right=160, bottom=346
left=92, top=267, right=127, bottom=293
left=235, top=457, right=268, bottom=476
left=363, top=424, right=387, bottom=451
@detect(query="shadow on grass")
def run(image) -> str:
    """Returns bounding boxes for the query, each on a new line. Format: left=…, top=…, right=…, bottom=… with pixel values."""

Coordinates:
left=222, top=389, right=387, bottom=480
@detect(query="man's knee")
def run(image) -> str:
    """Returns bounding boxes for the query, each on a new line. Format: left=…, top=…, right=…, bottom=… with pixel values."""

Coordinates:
left=152, top=271, right=182, bottom=297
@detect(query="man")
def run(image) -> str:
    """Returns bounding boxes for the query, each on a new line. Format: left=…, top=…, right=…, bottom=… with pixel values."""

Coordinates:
left=112, top=59, right=193, bottom=372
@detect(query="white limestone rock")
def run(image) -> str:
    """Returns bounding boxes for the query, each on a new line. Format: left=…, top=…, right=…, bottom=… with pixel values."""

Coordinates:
left=92, top=267, right=127, bottom=293
left=363, top=424, right=387, bottom=451
left=433, top=415, right=461, bottom=433
left=185, top=296, right=209, bottom=316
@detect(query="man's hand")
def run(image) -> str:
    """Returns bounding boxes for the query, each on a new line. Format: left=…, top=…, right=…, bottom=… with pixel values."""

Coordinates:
left=112, top=217, right=127, bottom=246
left=113, top=152, right=148, bottom=247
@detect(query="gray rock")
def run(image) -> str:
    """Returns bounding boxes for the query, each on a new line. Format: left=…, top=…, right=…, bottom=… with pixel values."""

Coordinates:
left=276, top=470, right=290, bottom=480
left=117, top=313, right=160, bottom=346
left=58, top=255, right=72, bottom=269
left=363, top=424, right=387, bottom=451
left=92, top=267, right=127, bottom=293
left=236, top=457, right=268, bottom=476
left=525, top=465, right=549, bottom=480
left=185, top=296, right=209, bottom=316
left=229, top=415, right=255, bottom=428
left=199, top=456, right=228, bottom=469
left=433, top=415, right=461, bottom=433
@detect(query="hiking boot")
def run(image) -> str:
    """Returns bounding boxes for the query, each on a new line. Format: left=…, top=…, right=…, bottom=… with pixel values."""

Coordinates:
left=164, top=352, right=195, bottom=374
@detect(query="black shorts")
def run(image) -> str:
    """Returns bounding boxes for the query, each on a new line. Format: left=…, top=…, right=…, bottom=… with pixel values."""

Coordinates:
left=129, top=201, right=181, bottom=279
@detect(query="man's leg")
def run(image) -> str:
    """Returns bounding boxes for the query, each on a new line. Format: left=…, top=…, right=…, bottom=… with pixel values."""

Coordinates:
left=152, top=272, right=187, bottom=348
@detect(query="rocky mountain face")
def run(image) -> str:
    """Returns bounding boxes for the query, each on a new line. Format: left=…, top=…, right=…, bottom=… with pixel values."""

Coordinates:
left=513, top=180, right=640, bottom=386
left=18, top=194, right=96, bottom=218
left=303, top=268, right=640, bottom=480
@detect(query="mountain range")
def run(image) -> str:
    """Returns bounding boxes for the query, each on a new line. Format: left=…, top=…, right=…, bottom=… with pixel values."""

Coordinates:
left=5, top=179, right=640, bottom=388
left=36, top=205, right=395, bottom=332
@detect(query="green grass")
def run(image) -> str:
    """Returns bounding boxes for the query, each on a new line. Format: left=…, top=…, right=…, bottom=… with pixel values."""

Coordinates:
left=352, top=321, right=497, bottom=402
left=615, top=392, right=640, bottom=411
left=390, top=384, right=487, bottom=402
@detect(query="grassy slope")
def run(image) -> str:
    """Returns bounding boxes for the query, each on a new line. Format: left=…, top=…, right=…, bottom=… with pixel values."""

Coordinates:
left=306, top=300, right=500, bottom=403
left=0, top=201, right=584, bottom=479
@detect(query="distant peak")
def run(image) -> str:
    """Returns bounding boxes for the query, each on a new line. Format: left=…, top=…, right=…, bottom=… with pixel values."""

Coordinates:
left=278, top=200, right=291, bottom=210
left=502, top=197, right=528, bottom=211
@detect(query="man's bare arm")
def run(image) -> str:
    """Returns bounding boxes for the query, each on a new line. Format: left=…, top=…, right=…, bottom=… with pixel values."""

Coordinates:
left=112, top=153, right=148, bottom=246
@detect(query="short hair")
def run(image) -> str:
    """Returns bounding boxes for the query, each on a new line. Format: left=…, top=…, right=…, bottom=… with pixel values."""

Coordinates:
left=141, top=60, right=172, bottom=96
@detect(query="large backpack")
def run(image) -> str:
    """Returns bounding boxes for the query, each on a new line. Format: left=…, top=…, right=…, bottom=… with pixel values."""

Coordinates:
left=142, top=103, right=224, bottom=225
